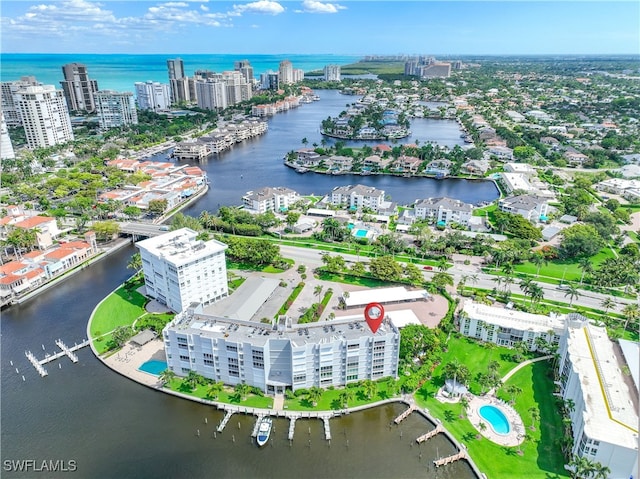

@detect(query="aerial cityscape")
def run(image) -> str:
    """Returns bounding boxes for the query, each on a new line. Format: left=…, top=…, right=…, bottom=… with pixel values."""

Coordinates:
left=1, top=1, right=639, bottom=479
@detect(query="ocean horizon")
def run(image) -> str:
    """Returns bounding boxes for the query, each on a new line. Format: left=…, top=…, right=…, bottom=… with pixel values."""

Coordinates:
left=0, top=53, right=362, bottom=92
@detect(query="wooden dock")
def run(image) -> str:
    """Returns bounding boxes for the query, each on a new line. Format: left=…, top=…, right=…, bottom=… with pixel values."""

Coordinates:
left=25, top=339, right=90, bottom=377
left=288, top=416, right=298, bottom=440
left=394, top=404, right=416, bottom=424
left=251, top=415, right=266, bottom=437
left=321, top=416, right=331, bottom=440
left=416, top=423, right=444, bottom=443
left=217, top=410, right=234, bottom=432
left=434, top=449, right=467, bottom=467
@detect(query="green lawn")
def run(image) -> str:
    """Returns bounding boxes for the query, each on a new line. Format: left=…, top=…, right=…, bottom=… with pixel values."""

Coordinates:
left=165, top=379, right=274, bottom=409
left=473, top=204, right=498, bottom=217
left=284, top=379, right=398, bottom=411
left=510, top=247, right=617, bottom=283
left=89, top=279, right=148, bottom=353
left=414, top=337, right=568, bottom=479
left=227, top=260, right=284, bottom=273
left=316, top=270, right=403, bottom=288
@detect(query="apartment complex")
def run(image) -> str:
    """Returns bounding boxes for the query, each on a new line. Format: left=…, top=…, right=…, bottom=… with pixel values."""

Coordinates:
left=59, top=63, right=99, bottom=113
left=234, top=59, right=254, bottom=83
left=242, top=186, right=300, bottom=213
left=163, top=303, right=400, bottom=394
left=458, top=301, right=565, bottom=351
left=134, top=81, right=170, bottom=112
left=558, top=317, right=638, bottom=479
left=14, top=84, right=74, bottom=149
left=414, top=197, right=474, bottom=226
left=167, top=58, right=191, bottom=104
left=94, top=90, right=138, bottom=129
left=1, top=76, right=41, bottom=126
left=404, top=57, right=451, bottom=78
left=324, top=64, right=341, bottom=82
left=330, top=184, right=385, bottom=212
left=136, top=228, right=228, bottom=313
left=194, top=71, right=252, bottom=111
left=498, top=195, right=549, bottom=222
left=1, top=112, right=15, bottom=160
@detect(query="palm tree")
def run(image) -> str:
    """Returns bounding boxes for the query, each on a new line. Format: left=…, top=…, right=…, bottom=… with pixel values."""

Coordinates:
left=159, top=369, right=176, bottom=386
left=313, top=284, right=324, bottom=304
left=578, top=257, right=594, bottom=285
left=185, top=370, right=201, bottom=391
left=458, top=396, right=469, bottom=418
left=528, top=407, right=540, bottom=430
left=436, top=257, right=448, bottom=272
left=564, top=284, right=581, bottom=307
left=530, top=252, right=547, bottom=277
left=341, top=291, right=350, bottom=309
left=362, top=379, right=377, bottom=399
left=504, top=384, right=522, bottom=405
left=469, top=274, right=479, bottom=287
left=476, top=421, right=487, bottom=438
left=206, top=381, right=224, bottom=400
left=127, top=252, right=142, bottom=273
left=591, top=463, right=611, bottom=479
left=600, top=297, right=615, bottom=314
left=234, top=382, right=250, bottom=401
left=622, top=303, right=639, bottom=330
left=529, top=284, right=544, bottom=307
left=307, top=386, right=323, bottom=407
left=339, top=388, right=354, bottom=408
left=443, top=360, right=470, bottom=396
left=457, top=274, right=468, bottom=294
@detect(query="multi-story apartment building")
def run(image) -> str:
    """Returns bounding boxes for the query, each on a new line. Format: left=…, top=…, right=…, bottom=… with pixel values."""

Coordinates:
left=259, top=70, right=280, bottom=90
left=242, top=187, right=300, bottom=213
left=330, top=184, right=385, bottom=212
left=278, top=60, right=294, bottom=85
left=1, top=112, right=15, bottom=160
left=1, top=76, right=41, bottom=126
left=167, top=58, right=191, bottom=104
left=163, top=304, right=400, bottom=394
left=15, top=84, right=74, bottom=149
left=222, top=71, right=252, bottom=104
left=324, top=64, right=341, bottom=82
left=134, top=81, right=170, bottom=112
left=195, top=80, right=228, bottom=110
left=94, top=90, right=138, bottom=129
left=136, top=228, right=228, bottom=313
left=558, top=316, right=638, bottom=479
left=414, top=197, right=473, bottom=226
left=498, top=195, right=549, bottom=222
left=59, top=63, right=99, bottom=113
left=458, top=301, right=564, bottom=351
left=234, top=59, right=254, bottom=83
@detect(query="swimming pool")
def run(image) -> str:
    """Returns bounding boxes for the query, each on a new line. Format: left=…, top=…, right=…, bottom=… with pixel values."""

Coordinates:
left=479, top=405, right=510, bottom=435
left=138, top=360, right=168, bottom=376
left=354, top=229, right=368, bottom=238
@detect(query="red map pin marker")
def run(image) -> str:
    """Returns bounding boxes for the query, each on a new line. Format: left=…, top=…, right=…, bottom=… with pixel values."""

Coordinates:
left=364, top=302, right=385, bottom=334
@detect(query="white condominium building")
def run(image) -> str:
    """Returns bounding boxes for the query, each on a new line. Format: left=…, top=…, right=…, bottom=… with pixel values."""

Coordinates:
left=15, top=84, right=74, bottom=149
left=324, top=64, right=341, bottom=82
left=135, top=81, right=170, bottom=111
left=1, top=76, right=41, bottom=126
left=242, top=186, right=300, bottom=213
left=1, top=112, right=15, bottom=160
left=330, top=184, right=385, bottom=212
left=136, top=228, right=228, bottom=313
left=414, top=197, right=473, bottom=226
left=558, top=317, right=638, bottom=479
left=279, top=60, right=294, bottom=85
left=163, top=303, right=400, bottom=394
left=94, top=90, right=138, bottom=129
left=458, top=301, right=565, bottom=351
left=195, top=80, right=228, bottom=110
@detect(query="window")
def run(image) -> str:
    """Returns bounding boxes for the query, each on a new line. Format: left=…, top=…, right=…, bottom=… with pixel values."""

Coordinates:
left=228, top=357, right=239, bottom=377
left=347, top=343, right=359, bottom=351
left=179, top=355, right=189, bottom=362
left=226, top=344, right=238, bottom=352
left=320, top=365, right=332, bottom=379
left=252, top=350, right=264, bottom=369
left=293, top=374, right=306, bottom=383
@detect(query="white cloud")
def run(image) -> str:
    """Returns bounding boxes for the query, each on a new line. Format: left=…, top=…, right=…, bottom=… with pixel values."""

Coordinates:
left=232, top=1, right=285, bottom=15
left=299, top=0, right=345, bottom=14
left=200, top=4, right=209, bottom=11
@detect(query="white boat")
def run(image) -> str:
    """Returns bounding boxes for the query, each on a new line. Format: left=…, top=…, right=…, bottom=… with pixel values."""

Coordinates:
left=256, top=417, right=272, bottom=447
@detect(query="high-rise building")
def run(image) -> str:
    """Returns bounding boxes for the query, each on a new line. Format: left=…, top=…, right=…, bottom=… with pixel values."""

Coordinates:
left=195, top=80, right=228, bottom=110
left=234, top=59, right=254, bottom=83
left=278, top=60, right=294, bottom=85
left=136, top=228, right=229, bottom=313
left=94, top=90, right=138, bottom=129
left=134, top=81, right=170, bottom=111
left=167, top=58, right=190, bottom=104
left=324, top=64, right=341, bottom=82
left=60, top=63, right=99, bottom=113
left=15, top=84, right=74, bottom=149
left=260, top=71, right=279, bottom=90
left=222, top=71, right=252, bottom=104
left=1, top=112, right=16, bottom=160
left=1, top=76, right=41, bottom=126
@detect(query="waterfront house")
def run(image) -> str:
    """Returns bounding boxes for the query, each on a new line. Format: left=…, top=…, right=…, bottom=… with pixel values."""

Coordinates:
left=363, top=154, right=392, bottom=171
left=461, top=159, right=490, bottom=176
left=425, top=160, right=452, bottom=177
left=13, top=215, right=61, bottom=250
left=394, top=155, right=421, bottom=174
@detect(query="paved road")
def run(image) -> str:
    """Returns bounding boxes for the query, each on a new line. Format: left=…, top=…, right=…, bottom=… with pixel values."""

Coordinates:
left=278, top=245, right=637, bottom=313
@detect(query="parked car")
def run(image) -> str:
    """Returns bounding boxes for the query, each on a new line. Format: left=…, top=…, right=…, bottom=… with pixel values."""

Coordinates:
left=423, top=266, right=433, bottom=271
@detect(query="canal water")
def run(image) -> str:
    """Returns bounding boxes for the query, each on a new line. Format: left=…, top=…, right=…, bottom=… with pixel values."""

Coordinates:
left=1, top=246, right=477, bottom=478
left=148, top=89, right=498, bottom=214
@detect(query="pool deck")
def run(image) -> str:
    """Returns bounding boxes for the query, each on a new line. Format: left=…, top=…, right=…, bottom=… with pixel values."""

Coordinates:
left=103, top=339, right=166, bottom=387
left=467, top=395, right=525, bottom=447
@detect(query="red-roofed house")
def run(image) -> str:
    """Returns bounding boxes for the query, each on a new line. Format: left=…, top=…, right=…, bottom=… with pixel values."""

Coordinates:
left=13, top=216, right=61, bottom=249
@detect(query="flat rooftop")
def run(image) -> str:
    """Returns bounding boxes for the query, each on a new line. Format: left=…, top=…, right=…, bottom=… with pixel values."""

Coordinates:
left=339, top=309, right=420, bottom=329
left=345, top=286, right=428, bottom=308
left=567, top=323, right=638, bottom=448
left=462, top=301, right=565, bottom=333
left=137, top=228, right=227, bottom=267
left=203, top=276, right=280, bottom=321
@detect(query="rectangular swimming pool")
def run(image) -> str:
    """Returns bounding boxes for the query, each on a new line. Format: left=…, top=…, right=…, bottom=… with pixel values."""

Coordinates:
left=354, top=229, right=368, bottom=238
left=138, top=360, right=168, bottom=376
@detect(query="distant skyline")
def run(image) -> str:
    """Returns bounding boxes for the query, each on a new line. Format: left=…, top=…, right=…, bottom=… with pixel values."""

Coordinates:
left=1, top=1, right=638, bottom=55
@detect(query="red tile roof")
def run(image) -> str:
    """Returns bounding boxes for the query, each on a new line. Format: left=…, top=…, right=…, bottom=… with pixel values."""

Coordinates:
left=14, top=216, right=55, bottom=229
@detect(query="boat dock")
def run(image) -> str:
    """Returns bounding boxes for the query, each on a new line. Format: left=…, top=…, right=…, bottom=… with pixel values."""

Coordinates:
left=288, top=416, right=298, bottom=440
left=217, top=410, right=234, bottom=432
left=251, top=415, right=266, bottom=438
left=434, top=449, right=467, bottom=467
left=416, top=423, right=444, bottom=443
left=321, top=416, right=331, bottom=440
left=394, top=404, right=416, bottom=424
left=24, top=339, right=90, bottom=377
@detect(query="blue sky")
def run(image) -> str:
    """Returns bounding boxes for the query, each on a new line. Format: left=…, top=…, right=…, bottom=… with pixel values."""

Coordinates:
left=1, top=1, right=638, bottom=55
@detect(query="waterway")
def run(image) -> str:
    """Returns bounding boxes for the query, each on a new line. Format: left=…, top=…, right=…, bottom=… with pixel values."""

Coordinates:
left=1, top=246, right=477, bottom=479
left=148, top=90, right=498, bottom=214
